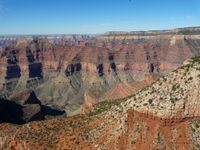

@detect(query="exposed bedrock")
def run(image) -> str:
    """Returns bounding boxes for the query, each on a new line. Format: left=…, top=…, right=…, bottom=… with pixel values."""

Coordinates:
left=0, top=28, right=200, bottom=113
left=0, top=90, right=65, bottom=124
left=0, top=98, right=44, bottom=124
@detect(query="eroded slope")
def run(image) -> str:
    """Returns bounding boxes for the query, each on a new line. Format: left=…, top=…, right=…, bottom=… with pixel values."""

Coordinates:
left=1, top=57, right=200, bottom=149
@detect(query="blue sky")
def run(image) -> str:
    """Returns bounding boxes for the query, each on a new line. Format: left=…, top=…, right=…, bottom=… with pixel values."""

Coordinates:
left=0, top=0, right=200, bottom=34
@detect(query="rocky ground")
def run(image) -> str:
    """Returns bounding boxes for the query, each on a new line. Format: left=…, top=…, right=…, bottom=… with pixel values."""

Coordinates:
left=1, top=57, right=200, bottom=149
left=1, top=27, right=200, bottom=149
left=0, top=27, right=200, bottom=116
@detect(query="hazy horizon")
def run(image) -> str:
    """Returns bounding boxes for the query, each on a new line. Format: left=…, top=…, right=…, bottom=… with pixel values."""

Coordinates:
left=0, top=25, right=200, bottom=36
left=0, top=0, right=200, bottom=35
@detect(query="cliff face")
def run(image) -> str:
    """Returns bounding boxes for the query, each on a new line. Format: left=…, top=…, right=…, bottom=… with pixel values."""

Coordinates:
left=1, top=57, right=200, bottom=150
left=96, top=27, right=200, bottom=73
left=83, top=57, right=200, bottom=150
left=0, top=27, right=200, bottom=114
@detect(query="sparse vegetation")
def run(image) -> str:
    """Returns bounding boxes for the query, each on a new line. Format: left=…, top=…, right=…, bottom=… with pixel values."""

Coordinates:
left=188, top=77, right=193, bottom=81
left=157, top=132, right=162, bottom=144
left=148, top=99, right=153, bottom=104
left=172, top=84, right=180, bottom=91
left=143, top=103, right=148, bottom=106
left=2, top=53, right=200, bottom=150
left=88, top=99, right=124, bottom=116
left=131, top=140, right=136, bottom=145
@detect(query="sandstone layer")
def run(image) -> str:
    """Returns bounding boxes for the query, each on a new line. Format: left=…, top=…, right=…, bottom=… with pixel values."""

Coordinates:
left=1, top=56, right=200, bottom=149
left=0, top=27, right=200, bottom=114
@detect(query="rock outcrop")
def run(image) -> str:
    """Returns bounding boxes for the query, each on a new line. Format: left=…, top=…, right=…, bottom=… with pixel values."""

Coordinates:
left=0, top=27, right=200, bottom=114
left=1, top=56, right=200, bottom=149
left=0, top=90, right=65, bottom=124
left=0, top=98, right=44, bottom=124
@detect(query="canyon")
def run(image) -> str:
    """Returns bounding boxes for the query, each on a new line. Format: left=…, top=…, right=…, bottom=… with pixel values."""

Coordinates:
left=1, top=53, right=200, bottom=150
left=0, top=27, right=200, bottom=149
left=0, top=27, right=200, bottom=117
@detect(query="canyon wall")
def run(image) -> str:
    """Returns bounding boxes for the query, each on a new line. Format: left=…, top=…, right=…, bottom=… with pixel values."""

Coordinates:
left=1, top=57, right=200, bottom=149
left=0, top=27, right=200, bottom=114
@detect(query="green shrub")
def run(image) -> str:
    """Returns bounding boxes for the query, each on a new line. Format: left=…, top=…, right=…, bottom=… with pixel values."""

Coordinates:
left=188, top=77, right=193, bottom=81
left=148, top=99, right=153, bottom=104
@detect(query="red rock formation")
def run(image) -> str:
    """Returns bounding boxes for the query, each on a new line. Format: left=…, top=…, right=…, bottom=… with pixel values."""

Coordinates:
left=0, top=27, right=200, bottom=112
left=1, top=55, right=200, bottom=149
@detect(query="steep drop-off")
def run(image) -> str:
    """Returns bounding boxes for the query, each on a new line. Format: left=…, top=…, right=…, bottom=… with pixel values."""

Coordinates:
left=1, top=56, right=200, bottom=149
left=0, top=27, right=200, bottom=114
